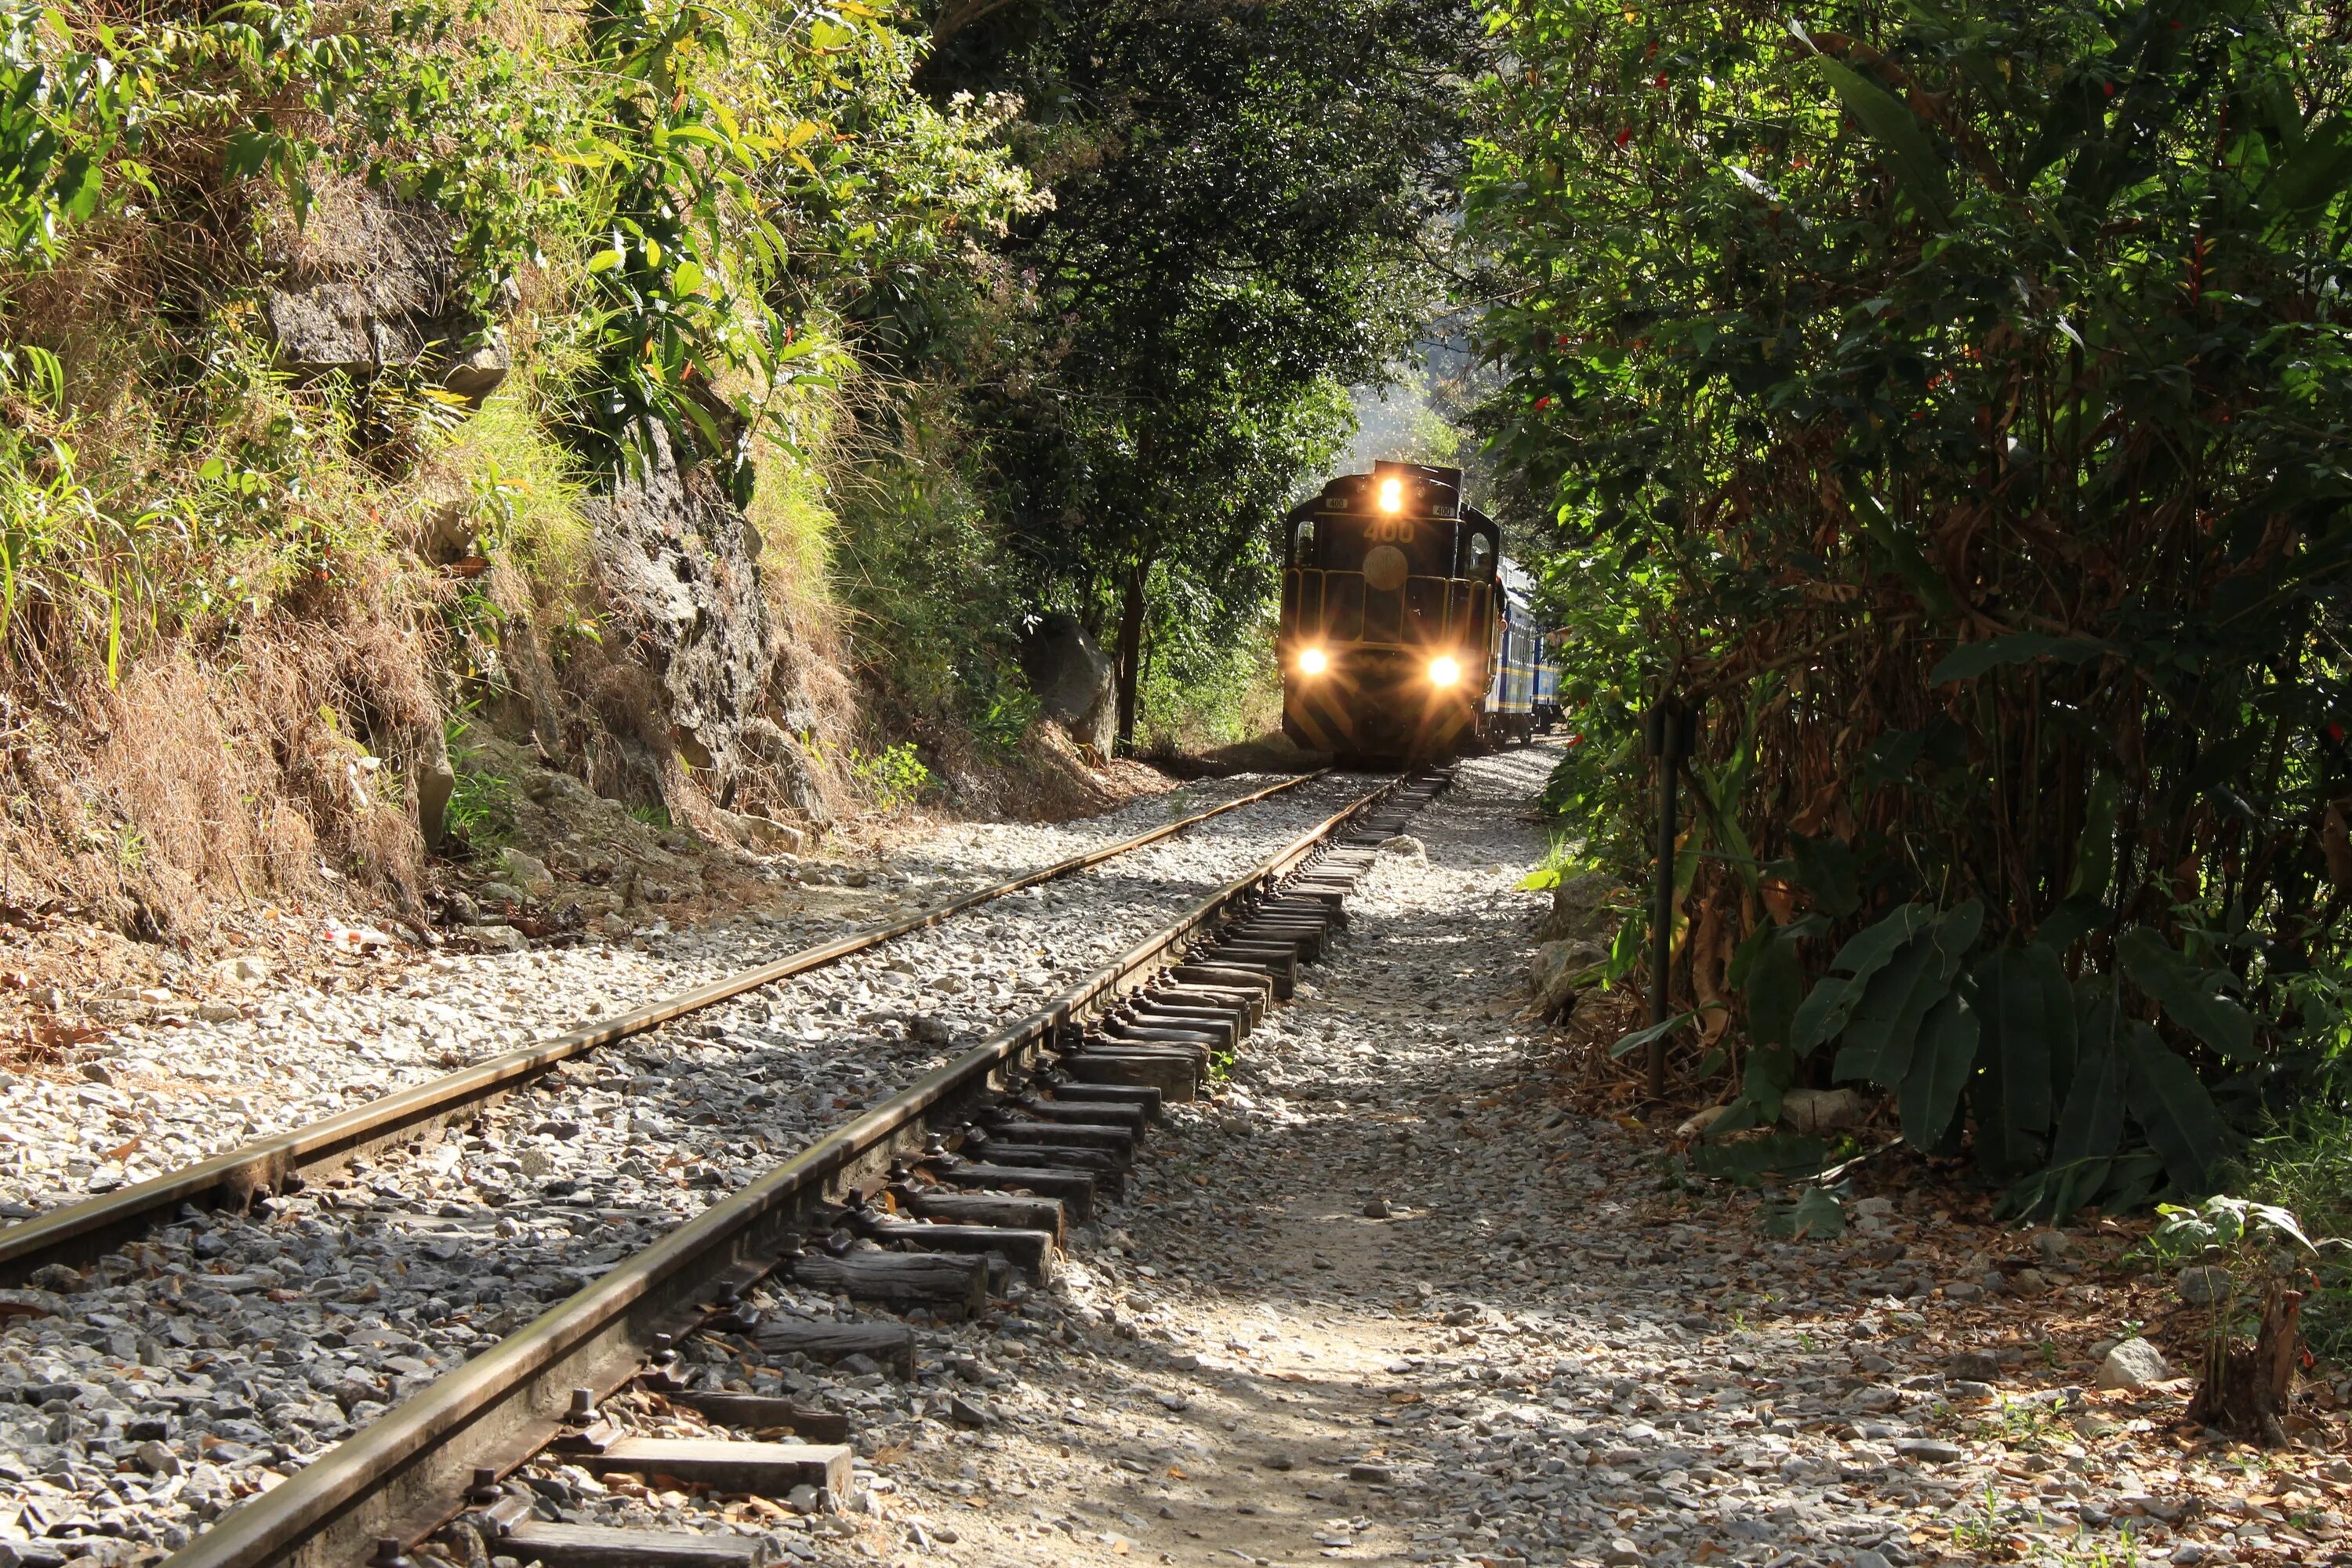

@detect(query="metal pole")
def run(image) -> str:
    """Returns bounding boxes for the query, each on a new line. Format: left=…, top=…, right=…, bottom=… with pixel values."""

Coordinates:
left=1646, top=699, right=1681, bottom=1102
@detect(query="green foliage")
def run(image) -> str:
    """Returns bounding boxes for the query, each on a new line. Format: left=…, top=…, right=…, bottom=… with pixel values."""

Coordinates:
left=927, top=0, right=1479, bottom=746
left=2241, top=1107, right=2352, bottom=1359
left=441, top=722, right=517, bottom=851
left=1474, top=0, right=2352, bottom=1214
left=849, top=739, right=930, bottom=811
left=1135, top=612, right=1283, bottom=755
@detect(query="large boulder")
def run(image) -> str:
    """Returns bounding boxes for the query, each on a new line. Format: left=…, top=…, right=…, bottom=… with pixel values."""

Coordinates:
left=585, top=422, right=777, bottom=795
left=1019, top=613, right=1116, bottom=756
left=260, top=184, right=508, bottom=404
left=1541, top=870, right=1623, bottom=942
left=1530, top=937, right=1610, bottom=1019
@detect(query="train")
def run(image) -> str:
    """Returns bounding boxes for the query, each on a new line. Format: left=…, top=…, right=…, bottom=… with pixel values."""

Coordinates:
left=1278, top=460, right=1563, bottom=761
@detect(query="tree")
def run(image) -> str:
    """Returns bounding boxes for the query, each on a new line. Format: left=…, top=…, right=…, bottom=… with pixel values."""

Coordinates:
left=922, top=0, right=1482, bottom=748
left=1472, top=0, right=2352, bottom=1212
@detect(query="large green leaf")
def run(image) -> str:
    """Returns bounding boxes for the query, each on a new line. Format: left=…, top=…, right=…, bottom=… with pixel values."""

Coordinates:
left=2116, top=927, right=2256, bottom=1062
left=1788, top=833, right=1860, bottom=919
left=1967, top=944, right=2073, bottom=1178
left=1897, top=987, right=1978, bottom=1149
left=1692, top=1131, right=1834, bottom=1188
left=1730, top=913, right=1820, bottom=1053
left=1791, top=902, right=1934, bottom=1053
left=1850, top=492, right=1958, bottom=616
left=2124, top=1023, right=2235, bottom=1196
left=2034, top=1005, right=2126, bottom=1221
left=1762, top=1185, right=1848, bottom=1240
left=2263, top=114, right=2352, bottom=224
left=1813, top=57, right=1952, bottom=228
left=2066, top=771, right=2120, bottom=903
left=1831, top=901, right=1983, bottom=1087
left=1929, top=633, right=2111, bottom=685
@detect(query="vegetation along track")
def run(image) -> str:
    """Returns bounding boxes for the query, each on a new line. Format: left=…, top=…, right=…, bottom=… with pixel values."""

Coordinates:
left=0, top=770, right=1395, bottom=1560
left=133, top=769, right=1448, bottom=1568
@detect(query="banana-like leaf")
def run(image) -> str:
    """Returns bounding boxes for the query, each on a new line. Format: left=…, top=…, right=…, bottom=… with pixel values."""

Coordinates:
left=1929, top=632, right=2111, bottom=684
left=1832, top=900, right=1983, bottom=1087
left=1763, top=1185, right=1847, bottom=1240
left=1814, top=58, right=1952, bottom=228
left=1788, top=833, right=1860, bottom=918
left=2028, top=1008, right=2125, bottom=1221
left=1967, top=944, right=2072, bottom=1178
left=2263, top=114, right=2352, bottom=224
left=1692, top=1131, right=1833, bottom=1188
left=1898, top=986, right=1978, bottom=1149
left=1792, top=902, right=1934, bottom=1053
left=1730, top=915, right=1817, bottom=1051
left=2117, top=927, right=2256, bottom=1062
left=2064, top=772, right=2120, bottom=902
left=1850, top=492, right=1958, bottom=616
left=2124, top=1022, right=2235, bottom=1196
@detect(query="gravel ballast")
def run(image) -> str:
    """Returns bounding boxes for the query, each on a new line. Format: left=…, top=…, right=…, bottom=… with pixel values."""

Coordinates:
left=10, top=750, right=2340, bottom=1568
left=475, top=746, right=2350, bottom=1568
left=0, top=773, right=1323, bottom=1218
left=0, top=771, right=1374, bottom=1561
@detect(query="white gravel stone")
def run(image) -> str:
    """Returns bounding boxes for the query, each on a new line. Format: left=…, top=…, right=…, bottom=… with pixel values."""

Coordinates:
left=2095, top=1337, right=2176, bottom=1391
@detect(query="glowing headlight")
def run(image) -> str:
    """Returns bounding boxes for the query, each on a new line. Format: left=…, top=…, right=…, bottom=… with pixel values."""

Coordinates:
left=1428, top=655, right=1461, bottom=688
left=1298, top=647, right=1328, bottom=676
left=1377, top=476, right=1404, bottom=514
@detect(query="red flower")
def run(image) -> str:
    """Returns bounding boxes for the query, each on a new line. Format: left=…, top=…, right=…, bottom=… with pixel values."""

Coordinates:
left=1615, top=127, right=1632, bottom=147
left=1555, top=334, right=1572, bottom=348
left=2330, top=723, right=2346, bottom=744
left=1534, top=396, right=1553, bottom=411
left=2103, top=81, right=2115, bottom=97
left=1654, top=71, right=1668, bottom=89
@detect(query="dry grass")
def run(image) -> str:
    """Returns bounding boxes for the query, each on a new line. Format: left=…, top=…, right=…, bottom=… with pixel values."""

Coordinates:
left=0, top=555, right=441, bottom=934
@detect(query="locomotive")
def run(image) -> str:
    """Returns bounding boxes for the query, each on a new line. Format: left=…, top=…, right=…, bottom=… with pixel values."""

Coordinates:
left=1278, top=460, right=1562, bottom=760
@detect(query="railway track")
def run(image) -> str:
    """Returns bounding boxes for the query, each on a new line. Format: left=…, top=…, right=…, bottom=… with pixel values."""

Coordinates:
left=0, top=771, right=1327, bottom=1288
left=122, top=768, right=1450, bottom=1568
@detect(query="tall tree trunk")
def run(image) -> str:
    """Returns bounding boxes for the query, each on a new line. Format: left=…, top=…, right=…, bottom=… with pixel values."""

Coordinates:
left=1114, top=561, right=1147, bottom=755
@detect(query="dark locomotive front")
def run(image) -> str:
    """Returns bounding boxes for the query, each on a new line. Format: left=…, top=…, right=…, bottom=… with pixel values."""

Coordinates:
left=1279, top=461, right=1500, bottom=761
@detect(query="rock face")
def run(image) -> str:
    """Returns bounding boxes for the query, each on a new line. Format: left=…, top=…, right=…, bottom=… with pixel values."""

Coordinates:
left=1018, top=614, right=1116, bottom=756
left=586, top=422, right=777, bottom=801
left=260, top=187, right=508, bottom=403
left=741, top=718, right=833, bottom=826
left=2176, top=1265, right=2232, bottom=1307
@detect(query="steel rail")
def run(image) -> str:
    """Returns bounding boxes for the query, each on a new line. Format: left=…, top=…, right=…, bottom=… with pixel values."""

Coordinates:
left=160, top=773, right=1403, bottom=1568
left=0, top=770, right=1327, bottom=1287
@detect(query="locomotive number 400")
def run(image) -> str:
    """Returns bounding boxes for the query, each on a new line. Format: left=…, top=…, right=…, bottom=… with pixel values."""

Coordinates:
left=1366, top=517, right=1415, bottom=543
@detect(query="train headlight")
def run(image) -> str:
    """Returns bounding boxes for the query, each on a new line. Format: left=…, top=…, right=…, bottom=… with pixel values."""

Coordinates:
left=1428, top=655, right=1461, bottom=688
left=1298, top=647, right=1328, bottom=676
left=1377, top=476, right=1404, bottom=514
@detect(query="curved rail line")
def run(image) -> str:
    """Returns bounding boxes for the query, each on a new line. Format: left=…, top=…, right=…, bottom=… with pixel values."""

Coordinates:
left=0, top=771, right=1327, bottom=1287
left=160, top=771, right=1438, bottom=1568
